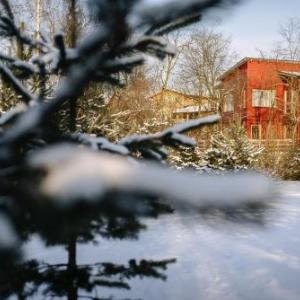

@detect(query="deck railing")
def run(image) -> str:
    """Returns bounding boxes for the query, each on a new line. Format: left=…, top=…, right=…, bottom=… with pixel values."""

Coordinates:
left=250, top=139, right=295, bottom=151
left=196, top=139, right=296, bottom=152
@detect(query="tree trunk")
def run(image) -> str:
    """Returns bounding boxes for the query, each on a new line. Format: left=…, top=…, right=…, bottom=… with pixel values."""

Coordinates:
left=67, top=235, right=78, bottom=300
left=68, top=0, right=77, bottom=132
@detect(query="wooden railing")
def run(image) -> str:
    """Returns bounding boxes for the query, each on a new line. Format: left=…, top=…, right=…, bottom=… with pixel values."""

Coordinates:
left=250, top=139, right=295, bottom=151
left=196, top=139, right=296, bottom=152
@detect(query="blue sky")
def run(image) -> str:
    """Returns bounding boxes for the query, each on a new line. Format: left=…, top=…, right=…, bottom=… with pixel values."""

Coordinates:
left=202, top=0, right=300, bottom=58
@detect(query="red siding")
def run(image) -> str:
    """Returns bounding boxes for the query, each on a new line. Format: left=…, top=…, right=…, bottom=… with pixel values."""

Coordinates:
left=220, top=58, right=300, bottom=142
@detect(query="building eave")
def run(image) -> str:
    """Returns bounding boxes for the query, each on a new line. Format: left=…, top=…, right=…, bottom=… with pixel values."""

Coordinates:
left=219, top=57, right=300, bottom=82
left=278, top=71, right=300, bottom=80
left=149, top=88, right=212, bottom=102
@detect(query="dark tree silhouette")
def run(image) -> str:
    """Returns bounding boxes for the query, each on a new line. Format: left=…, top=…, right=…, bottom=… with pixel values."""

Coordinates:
left=0, top=0, right=244, bottom=299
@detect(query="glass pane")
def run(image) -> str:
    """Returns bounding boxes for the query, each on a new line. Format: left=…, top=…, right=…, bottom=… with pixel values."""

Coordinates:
left=252, top=90, right=275, bottom=107
left=224, top=94, right=234, bottom=112
left=251, top=125, right=260, bottom=139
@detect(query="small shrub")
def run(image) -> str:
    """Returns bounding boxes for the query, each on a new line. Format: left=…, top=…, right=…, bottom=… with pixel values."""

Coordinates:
left=202, top=125, right=263, bottom=172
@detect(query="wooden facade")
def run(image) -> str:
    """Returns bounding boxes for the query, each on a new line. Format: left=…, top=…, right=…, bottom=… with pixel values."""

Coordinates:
left=219, top=57, right=300, bottom=143
left=150, top=89, right=216, bottom=122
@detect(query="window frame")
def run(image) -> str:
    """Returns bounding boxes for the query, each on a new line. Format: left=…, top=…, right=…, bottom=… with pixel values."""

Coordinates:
left=224, top=93, right=234, bottom=112
left=251, top=124, right=261, bottom=140
left=252, top=89, right=276, bottom=108
left=284, top=90, right=288, bottom=114
left=243, top=89, right=247, bottom=108
left=290, top=89, right=298, bottom=115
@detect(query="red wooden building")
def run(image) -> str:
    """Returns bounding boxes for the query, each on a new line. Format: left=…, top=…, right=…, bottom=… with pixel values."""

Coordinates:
left=219, top=57, right=300, bottom=143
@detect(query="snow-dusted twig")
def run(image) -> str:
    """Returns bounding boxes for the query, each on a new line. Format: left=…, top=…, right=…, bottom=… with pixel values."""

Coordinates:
left=72, top=133, right=129, bottom=155
left=0, top=63, right=34, bottom=103
left=0, top=0, right=14, bottom=21
left=119, top=115, right=220, bottom=159
left=28, top=144, right=274, bottom=210
left=0, top=52, right=37, bottom=75
left=132, top=0, right=237, bottom=29
left=0, top=104, right=26, bottom=126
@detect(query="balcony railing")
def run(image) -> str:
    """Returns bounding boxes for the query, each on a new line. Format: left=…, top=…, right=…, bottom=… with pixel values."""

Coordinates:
left=250, top=139, right=295, bottom=151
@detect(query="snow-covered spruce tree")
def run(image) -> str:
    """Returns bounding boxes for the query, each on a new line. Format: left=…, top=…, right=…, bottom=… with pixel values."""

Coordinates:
left=276, top=146, right=300, bottom=180
left=202, top=125, right=263, bottom=172
left=169, top=146, right=203, bottom=170
left=286, top=151, right=300, bottom=180
left=0, top=0, right=238, bottom=299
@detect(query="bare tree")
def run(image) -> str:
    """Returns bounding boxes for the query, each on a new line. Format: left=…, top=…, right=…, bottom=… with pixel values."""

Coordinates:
left=256, top=17, right=300, bottom=145
left=102, top=67, right=157, bottom=139
left=273, top=17, right=300, bottom=60
left=149, top=31, right=190, bottom=91
left=177, top=26, right=237, bottom=100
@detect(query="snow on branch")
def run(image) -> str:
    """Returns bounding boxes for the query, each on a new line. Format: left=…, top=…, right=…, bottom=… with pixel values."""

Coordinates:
left=119, top=115, right=220, bottom=160
left=133, top=36, right=176, bottom=59
left=72, top=133, right=129, bottom=155
left=148, top=12, right=203, bottom=36
left=0, top=213, right=19, bottom=252
left=0, top=63, right=34, bottom=103
left=0, top=12, right=48, bottom=50
left=0, top=0, right=14, bottom=21
left=28, top=144, right=274, bottom=210
left=131, top=0, right=241, bottom=29
left=0, top=104, right=26, bottom=126
left=72, top=116, right=220, bottom=159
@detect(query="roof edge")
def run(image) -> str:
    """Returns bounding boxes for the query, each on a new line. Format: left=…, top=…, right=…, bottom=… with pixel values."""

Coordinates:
left=150, top=88, right=211, bottom=100
left=219, top=57, right=300, bottom=81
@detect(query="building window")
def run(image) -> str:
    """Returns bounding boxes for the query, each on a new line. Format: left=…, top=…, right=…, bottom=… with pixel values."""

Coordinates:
left=251, top=125, right=261, bottom=140
left=252, top=89, right=276, bottom=107
left=291, top=90, right=298, bottom=115
left=284, top=125, right=293, bottom=139
left=224, top=94, right=234, bottom=112
left=284, top=90, right=288, bottom=113
left=243, top=89, right=246, bottom=108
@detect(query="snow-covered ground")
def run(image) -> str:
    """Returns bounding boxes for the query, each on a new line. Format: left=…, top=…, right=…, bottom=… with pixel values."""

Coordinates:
left=24, top=181, right=300, bottom=300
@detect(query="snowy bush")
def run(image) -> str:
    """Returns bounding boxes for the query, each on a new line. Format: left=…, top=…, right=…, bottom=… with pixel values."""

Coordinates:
left=202, top=125, right=263, bottom=172
left=169, top=145, right=203, bottom=170
left=275, top=147, right=300, bottom=180
left=169, top=125, right=263, bottom=172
